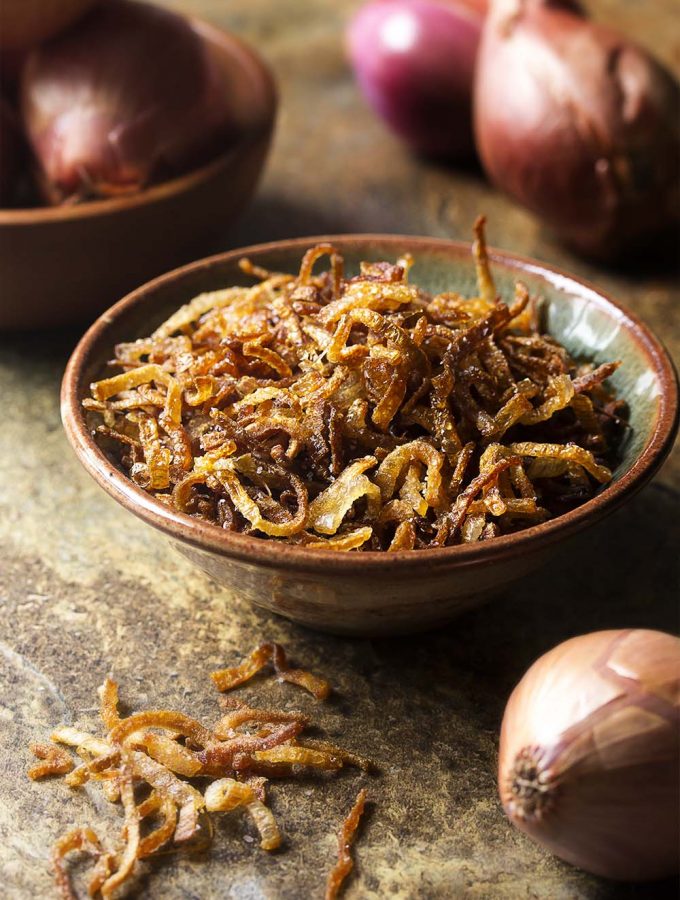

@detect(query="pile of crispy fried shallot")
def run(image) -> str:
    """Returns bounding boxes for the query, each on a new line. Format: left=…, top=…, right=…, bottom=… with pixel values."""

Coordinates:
left=29, top=643, right=371, bottom=899
left=85, top=218, right=626, bottom=551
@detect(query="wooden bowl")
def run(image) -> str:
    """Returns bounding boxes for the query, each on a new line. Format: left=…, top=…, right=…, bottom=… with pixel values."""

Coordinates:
left=0, top=18, right=276, bottom=330
left=61, top=236, right=679, bottom=636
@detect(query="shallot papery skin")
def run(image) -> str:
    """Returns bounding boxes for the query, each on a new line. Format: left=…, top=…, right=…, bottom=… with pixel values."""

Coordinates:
left=498, top=629, right=680, bottom=881
left=474, top=0, right=680, bottom=259
left=347, top=0, right=487, bottom=158
left=20, top=0, right=235, bottom=204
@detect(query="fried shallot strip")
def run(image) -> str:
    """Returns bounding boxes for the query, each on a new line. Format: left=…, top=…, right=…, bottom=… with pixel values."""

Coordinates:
left=28, top=742, right=74, bottom=780
left=31, top=648, right=369, bottom=899
left=572, top=361, right=621, bottom=394
left=100, top=767, right=140, bottom=897
left=211, top=642, right=331, bottom=700
left=214, top=699, right=310, bottom=738
left=325, top=789, right=368, bottom=900
left=295, top=738, right=374, bottom=772
left=205, top=778, right=282, bottom=851
left=51, top=827, right=103, bottom=900
left=137, top=792, right=178, bottom=858
left=99, top=677, right=122, bottom=731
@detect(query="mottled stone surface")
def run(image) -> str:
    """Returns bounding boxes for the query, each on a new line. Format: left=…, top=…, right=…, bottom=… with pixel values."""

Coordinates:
left=0, top=1, right=678, bottom=897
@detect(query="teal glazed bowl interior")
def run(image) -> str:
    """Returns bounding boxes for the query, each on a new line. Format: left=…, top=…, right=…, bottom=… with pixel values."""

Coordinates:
left=61, top=236, right=679, bottom=636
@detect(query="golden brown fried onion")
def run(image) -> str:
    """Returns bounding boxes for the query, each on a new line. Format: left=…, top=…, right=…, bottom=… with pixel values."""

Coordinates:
left=28, top=742, right=74, bottom=780
left=211, top=641, right=331, bottom=700
left=325, top=789, right=368, bottom=900
left=29, top=644, right=372, bottom=898
left=86, top=218, right=625, bottom=549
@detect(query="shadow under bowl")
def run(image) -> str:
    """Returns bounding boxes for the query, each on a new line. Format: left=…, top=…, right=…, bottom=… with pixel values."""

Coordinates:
left=0, top=17, right=276, bottom=331
left=61, top=236, right=679, bottom=635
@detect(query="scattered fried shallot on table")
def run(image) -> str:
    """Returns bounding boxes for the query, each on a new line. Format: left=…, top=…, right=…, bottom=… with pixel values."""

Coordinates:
left=84, top=218, right=627, bottom=551
left=325, top=788, right=368, bottom=900
left=28, top=644, right=371, bottom=899
left=211, top=640, right=331, bottom=699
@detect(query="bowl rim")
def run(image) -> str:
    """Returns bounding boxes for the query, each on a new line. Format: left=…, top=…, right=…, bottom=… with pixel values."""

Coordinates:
left=61, top=234, right=679, bottom=575
left=0, top=17, right=277, bottom=227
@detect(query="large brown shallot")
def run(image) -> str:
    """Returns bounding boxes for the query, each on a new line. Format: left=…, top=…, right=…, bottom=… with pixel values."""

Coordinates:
left=498, top=629, right=680, bottom=880
left=474, top=0, right=680, bottom=259
left=346, top=0, right=487, bottom=159
left=20, top=0, right=234, bottom=204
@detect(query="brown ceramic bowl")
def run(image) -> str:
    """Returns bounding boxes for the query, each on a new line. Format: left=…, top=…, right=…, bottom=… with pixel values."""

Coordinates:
left=61, top=236, right=679, bottom=636
left=0, top=18, right=276, bottom=331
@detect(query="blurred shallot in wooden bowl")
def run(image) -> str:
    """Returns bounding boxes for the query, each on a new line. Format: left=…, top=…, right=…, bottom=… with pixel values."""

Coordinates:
left=0, top=2, right=276, bottom=330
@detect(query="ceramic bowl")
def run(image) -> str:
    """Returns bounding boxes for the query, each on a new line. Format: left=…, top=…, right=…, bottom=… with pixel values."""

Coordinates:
left=61, top=236, right=679, bottom=636
left=0, top=18, right=276, bottom=331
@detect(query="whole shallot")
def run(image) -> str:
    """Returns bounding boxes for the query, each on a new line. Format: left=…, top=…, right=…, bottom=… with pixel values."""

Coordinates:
left=498, top=629, right=680, bottom=880
left=21, top=0, right=235, bottom=204
left=347, top=0, right=487, bottom=158
left=474, top=0, right=680, bottom=259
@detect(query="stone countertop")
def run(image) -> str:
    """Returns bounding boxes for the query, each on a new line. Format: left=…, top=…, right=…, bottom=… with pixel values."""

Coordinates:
left=1, top=1, right=678, bottom=897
